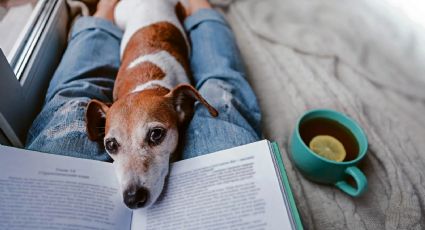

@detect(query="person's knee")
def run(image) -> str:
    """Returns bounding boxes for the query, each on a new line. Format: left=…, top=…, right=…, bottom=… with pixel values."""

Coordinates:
left=27, top=97, right=89, bottom=147
left=198, top=79, right=236, bottom=115
left=197, top=79, right=261, bottom=133
left=26, top=97, right=110, bottom=161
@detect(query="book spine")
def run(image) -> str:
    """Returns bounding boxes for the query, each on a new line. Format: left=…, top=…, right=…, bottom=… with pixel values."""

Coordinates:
left=271, top=142, right=304, bottom=230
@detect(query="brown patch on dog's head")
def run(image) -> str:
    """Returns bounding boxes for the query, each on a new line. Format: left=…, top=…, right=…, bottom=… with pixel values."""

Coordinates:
left=114, top=61, right=166, bottom=100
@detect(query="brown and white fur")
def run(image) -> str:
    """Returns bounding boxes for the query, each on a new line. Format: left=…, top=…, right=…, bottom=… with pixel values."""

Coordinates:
left=85, top=0, right=218, bottom=209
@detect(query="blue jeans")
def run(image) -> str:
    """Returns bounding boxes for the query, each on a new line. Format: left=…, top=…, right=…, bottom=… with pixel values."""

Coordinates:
left=26, top=9, right=261, bottom=161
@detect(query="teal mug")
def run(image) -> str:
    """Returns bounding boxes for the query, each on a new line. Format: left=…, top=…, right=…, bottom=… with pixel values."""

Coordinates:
left=290, top=109, right=368, bottom=197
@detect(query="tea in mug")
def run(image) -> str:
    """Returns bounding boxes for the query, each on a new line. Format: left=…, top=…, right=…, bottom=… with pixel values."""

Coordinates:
left=299, top=118, right=359, bottom=162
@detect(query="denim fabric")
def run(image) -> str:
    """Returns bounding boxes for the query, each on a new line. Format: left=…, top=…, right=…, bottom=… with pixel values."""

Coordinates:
left=26, top=10, right=261, bottom=161
left=181, top=9, right=262, bottom=158
left=26, top=17, right=122, bottom=161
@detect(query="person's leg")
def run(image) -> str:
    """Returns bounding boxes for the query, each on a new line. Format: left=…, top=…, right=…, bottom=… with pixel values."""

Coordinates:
left=26, top=0, right=121, bottom=161
left=182, top=2, right=262, bottom=159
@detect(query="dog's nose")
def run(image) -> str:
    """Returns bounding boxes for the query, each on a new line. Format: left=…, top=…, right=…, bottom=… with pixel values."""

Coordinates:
left=123, top=186, right=150, bottom=209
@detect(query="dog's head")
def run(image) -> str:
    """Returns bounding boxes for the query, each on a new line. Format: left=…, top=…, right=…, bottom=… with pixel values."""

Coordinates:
left=85, top=84, right=217, bottom=209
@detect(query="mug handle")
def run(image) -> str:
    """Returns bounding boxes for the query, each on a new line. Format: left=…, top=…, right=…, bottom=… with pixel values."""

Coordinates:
left=335, top=166, right=367, bottom=197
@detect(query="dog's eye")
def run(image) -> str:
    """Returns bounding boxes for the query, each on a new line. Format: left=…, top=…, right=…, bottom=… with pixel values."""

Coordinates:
left=148, top=128, right=166, bottom=146
left=105, top=138, right=119, bottom=154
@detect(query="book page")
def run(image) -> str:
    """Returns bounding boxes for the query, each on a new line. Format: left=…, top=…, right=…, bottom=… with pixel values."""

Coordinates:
left=0, top=145, right=131, bottom=230
left=132, top=140, right=293, bottom=230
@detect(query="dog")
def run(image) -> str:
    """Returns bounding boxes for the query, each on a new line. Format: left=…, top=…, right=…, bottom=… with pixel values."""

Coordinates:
left=85, top=0, right=218, bottom=209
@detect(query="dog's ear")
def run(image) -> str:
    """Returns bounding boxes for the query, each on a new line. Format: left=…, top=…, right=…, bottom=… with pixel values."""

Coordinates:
left=166, top=84, right=218, bottom=123
left=85, top=99, right=110, bottom=141
left=175, top=1, right=188, bottom=24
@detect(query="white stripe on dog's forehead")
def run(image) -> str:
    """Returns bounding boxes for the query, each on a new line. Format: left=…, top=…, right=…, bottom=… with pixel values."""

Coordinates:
left=131, top=80, right=172, bottom=93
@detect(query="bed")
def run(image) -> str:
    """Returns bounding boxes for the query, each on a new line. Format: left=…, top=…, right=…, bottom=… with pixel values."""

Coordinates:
left=213, top=0, right=425, bottom=229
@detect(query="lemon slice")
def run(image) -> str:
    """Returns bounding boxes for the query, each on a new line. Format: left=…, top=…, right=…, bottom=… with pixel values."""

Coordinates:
left=309, top=135, right=346, bottom=162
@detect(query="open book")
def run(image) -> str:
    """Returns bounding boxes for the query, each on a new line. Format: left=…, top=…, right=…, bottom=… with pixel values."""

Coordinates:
left=0, top=140, right=303, bottom=230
